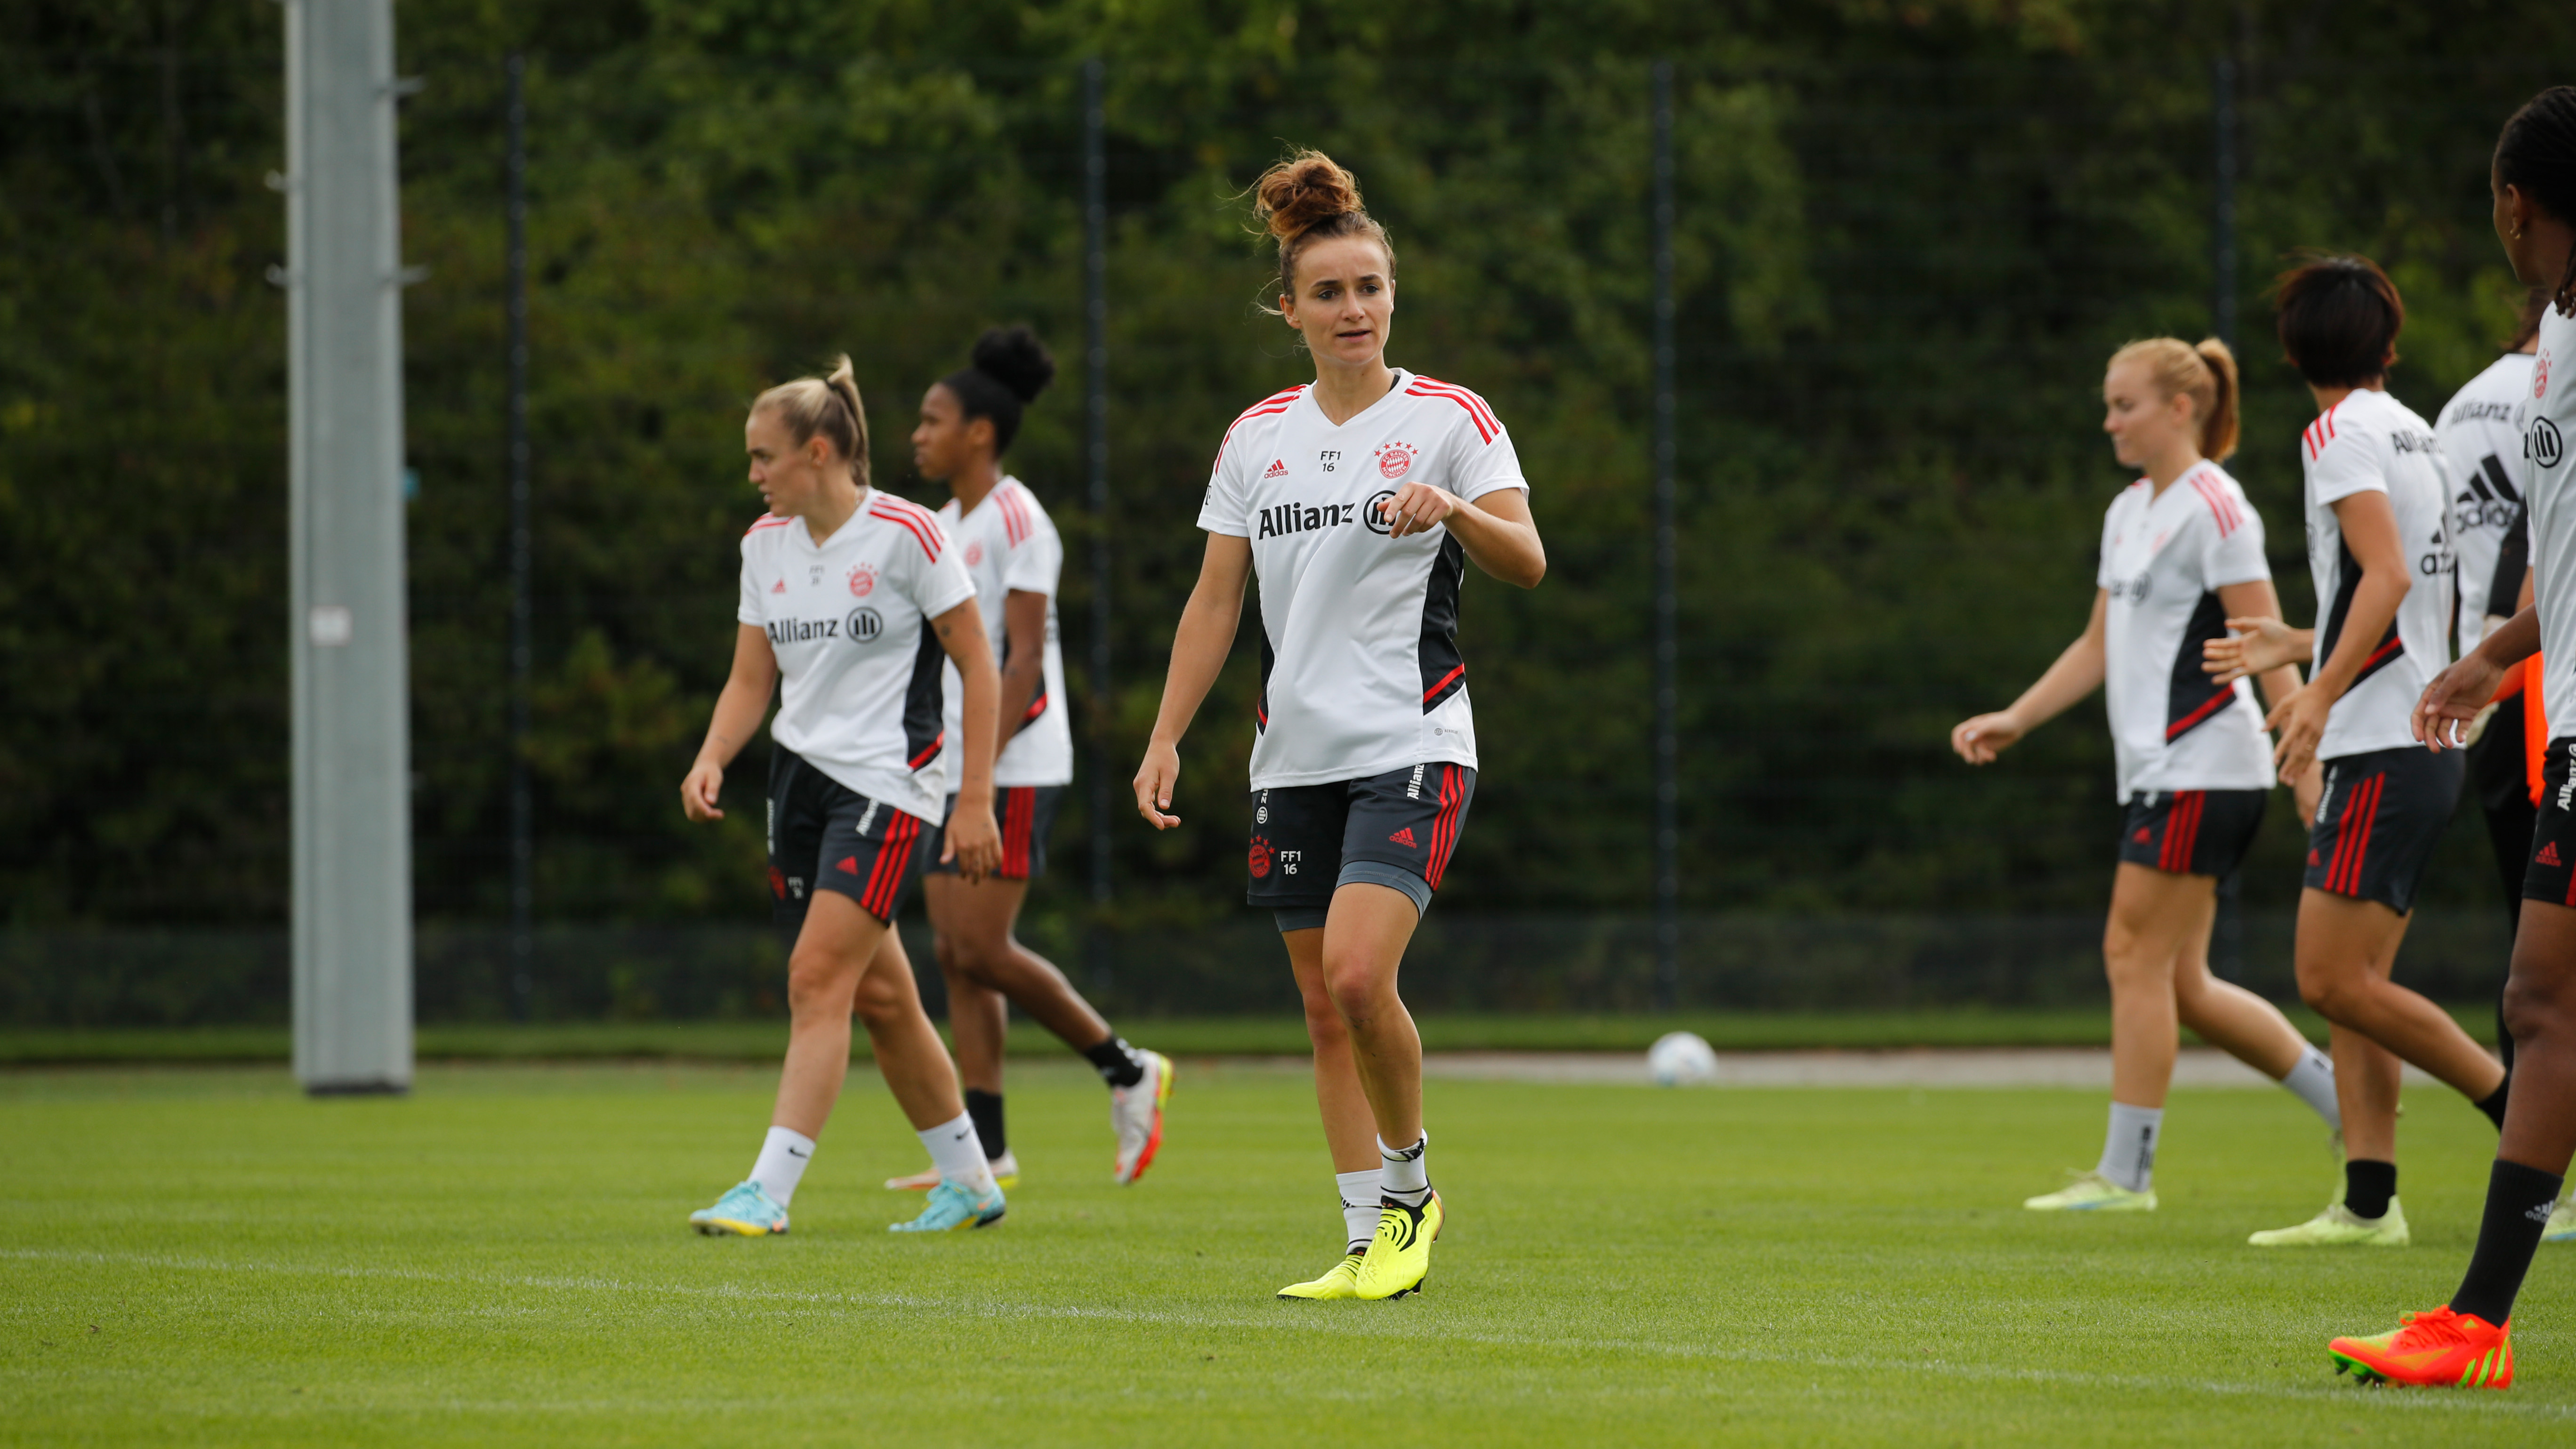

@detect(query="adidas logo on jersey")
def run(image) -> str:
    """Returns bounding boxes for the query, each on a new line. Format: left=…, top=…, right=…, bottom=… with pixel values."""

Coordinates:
left=2541, top=842, right=2564, bottom=868
left=1264, top=459, right=1289, bottom=479
left=772, top=579, right=787, bottom=593
left=1388, top=827, right=1418, bottom=848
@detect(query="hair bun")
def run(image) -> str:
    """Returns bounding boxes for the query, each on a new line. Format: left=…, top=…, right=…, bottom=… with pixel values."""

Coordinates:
left=1254, top=150, right=1363, bottom=243
left=970, top=325, right=1056, bottom=404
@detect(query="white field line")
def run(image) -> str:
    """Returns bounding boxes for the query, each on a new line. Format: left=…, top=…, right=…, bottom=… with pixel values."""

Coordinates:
left=1407, top=1048, right=2440, bottom=1089
left=4, top=1246, right=2562, bottom=1421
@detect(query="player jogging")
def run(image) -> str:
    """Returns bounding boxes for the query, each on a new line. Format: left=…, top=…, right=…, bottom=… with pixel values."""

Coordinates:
left=1134, top=151, right=1546, bottom=1300
left=679, top=357, right=1013, bottom=1237
left=1952, top=337, right=2341, bottom=1214
left=2330, top=85, right=2576, bottom=1389
left=2210, top=255, right=2504, bottom=1249
left=882, top=325, right=1174, bottom=1194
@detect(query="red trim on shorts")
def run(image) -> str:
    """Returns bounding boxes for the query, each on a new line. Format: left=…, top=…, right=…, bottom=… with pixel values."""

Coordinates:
left=999, top=787, right=1033, bottom=878
left=1425, top=765, right=1466, bottom=888
left=862, top=813, right=920, bottom=919
left=2328, top=773, right=2385, bottom=896
left=2160, top=791, right=2204, bottom=873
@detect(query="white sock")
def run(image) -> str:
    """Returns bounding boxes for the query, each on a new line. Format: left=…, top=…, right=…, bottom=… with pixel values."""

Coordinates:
left=2097, top=1103, right=2163, bottom=1193
left=1378, top=1132, right=1430, bottom=1206
left=749, top=1126, right=817, bottom=1207
left=2277, top=1046, right=2339, bottom=1129
left=2277, top=1045, right=2341, bottom=1130
left=918, top=1113, right=999, bottom=1197
left=1336, top=1169, right=1379, bottom=1251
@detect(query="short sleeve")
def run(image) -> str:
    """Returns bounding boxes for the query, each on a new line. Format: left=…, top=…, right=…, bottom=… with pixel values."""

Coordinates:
left=1196, top=431, right=1255, bottom=538
left=737, top=539, right=764, bottom=626
left=2095, top=498, right=2124, bottom=591
left=1002, top=518, right=1061, bottom=597
left=1447, top=418, right=1529, bottom=503
left=893, top=513, right=977, bottom=620
left=2198, top=497, right=2269, bottom=588
left=2306, top=415, right=2387, bottom=508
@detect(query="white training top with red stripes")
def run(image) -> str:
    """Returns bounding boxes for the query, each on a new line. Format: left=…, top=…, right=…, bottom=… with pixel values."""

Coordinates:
left=2300, top=387, right=2456, bottom=761
left=2093, top=460, right=2279, bottom=800
left=736, top=489, right=978, bottom=824
left=935, top=475, right=1073, bottom=789
left=1197, top=370, right=1528, bottom=789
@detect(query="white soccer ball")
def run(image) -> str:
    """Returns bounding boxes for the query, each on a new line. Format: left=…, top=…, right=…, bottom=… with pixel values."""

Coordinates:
left=1647, top=1030, right=1720, bottom=1087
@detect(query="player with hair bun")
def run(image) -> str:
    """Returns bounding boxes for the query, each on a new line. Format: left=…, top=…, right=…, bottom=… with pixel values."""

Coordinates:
left=2211, top=254, right=2504, bottom=1252
left=1135, top=150, right=1546, bottom=1301
left=2332, top=84, right=2576, bottom=1390
left=881, top=325, right=1175, bottom=1196
left=678, top=355, right=1014, bottom=1237
left=1954, top=336, right=2339, bottom=1216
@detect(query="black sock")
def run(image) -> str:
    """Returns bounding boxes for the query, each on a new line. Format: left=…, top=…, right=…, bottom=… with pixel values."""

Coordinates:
left=963, top=1088, right=1006, bottom=1160
left=2476, top=1077, right=2512, bottom=1130
left=2451, top=1159, right=2566, bottom=1327
left=1083, top=1034, right=1145, bottom=1088
left=2343, top=1159, right=2397, bottom=1220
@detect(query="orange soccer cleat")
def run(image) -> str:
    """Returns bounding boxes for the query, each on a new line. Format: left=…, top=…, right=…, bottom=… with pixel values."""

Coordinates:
left=2328, top=1306, right=2512, bottom=1388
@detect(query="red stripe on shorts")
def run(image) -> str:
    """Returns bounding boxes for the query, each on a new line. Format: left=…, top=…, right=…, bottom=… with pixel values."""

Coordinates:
left=1426, top=765, right=1465, bottom=888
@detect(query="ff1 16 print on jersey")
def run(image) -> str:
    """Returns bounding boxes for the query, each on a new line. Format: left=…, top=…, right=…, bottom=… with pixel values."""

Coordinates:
left=1198, top=371, right=1530, bottom=791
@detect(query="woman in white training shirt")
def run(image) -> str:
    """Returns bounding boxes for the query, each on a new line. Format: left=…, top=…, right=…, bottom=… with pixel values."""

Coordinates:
left=677, top=357, right=1014, bottom=1237
left=1952, top=337, right=2337, bottom=1215
left=885, top=325, right=1174, bottom=1197
left=2211, top=256, right=2507, bottom=1248
left=1134, top=152, right=1545, bottom=1302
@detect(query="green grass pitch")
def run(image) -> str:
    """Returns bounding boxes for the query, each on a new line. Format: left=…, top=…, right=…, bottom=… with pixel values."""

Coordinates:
left=3, top=1057, right=2570, bottom=1444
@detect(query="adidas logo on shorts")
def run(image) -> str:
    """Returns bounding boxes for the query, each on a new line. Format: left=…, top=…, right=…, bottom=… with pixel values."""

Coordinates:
left=1388, top=827, right=1417, bottom=848
left=2541, top=842, right=2564, bottom=868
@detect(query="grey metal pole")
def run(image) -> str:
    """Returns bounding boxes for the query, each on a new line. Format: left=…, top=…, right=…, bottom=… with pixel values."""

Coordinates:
left=285, top=0, right=415, bottom=1094
left=506, top=52, right=534, bottom=1020
left=1650, top=61, right=1680, bottom=1013
left=2212, top=55, right=2238, bottom=354
left=1082, top=57, right=1113, bottom=958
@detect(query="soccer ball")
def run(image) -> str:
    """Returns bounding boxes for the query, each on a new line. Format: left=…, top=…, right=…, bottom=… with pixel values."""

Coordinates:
left=1647, top=1030, right=1720, bottom=1087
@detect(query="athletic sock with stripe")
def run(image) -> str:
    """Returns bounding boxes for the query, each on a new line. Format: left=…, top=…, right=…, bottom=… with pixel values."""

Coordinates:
left=1083, top=1035, right=1147, bottom=1089
left=1378, top=1132, right=1431, bottom=1208
left=1337, top=1169, right=1379, bottom=1253
left=2278, top=1044, right=2341, bottom=1130
left=2449, top=1159, right=2566, bottom=1327
left=2096, top=1103, right=2161, bottom=1193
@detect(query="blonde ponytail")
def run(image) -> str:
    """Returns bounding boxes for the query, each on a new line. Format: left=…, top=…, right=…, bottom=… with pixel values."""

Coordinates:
left=750, top=354, right=870, bottom=488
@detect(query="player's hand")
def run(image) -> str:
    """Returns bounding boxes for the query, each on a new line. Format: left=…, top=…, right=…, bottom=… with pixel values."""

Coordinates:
left=1950, top=711, right=2024, bottom=765
left=2286, top=757, right=2322, bottom=824
left=681, top=758, right=725, bottom=822
left=1133, top=740, right=1183, bottom=829
left=1379, top=482, right=1458, bottom=539
left=2413, top=652, right=2508, bottom=752
left=941, top=795, right=1001, bottom=883
left=2266, top=685, right=2332, bottom=778
left=2203, top=616, right=2305, bottom=684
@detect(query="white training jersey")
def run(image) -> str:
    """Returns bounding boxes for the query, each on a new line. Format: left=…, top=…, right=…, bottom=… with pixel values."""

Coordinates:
left=2300, top=387, right=2456, bottom=760
left=736, top=491, right=978, bottom=823
left=1197, top=370, right=1529, bottom=789
left=2525, top=304, right=2576, bottom=732
left=935, top=476, right=1074, bottom=789
left=2093, top=461, right=2279, bottom=800
left=2437, top=350, right=2538, bottom=655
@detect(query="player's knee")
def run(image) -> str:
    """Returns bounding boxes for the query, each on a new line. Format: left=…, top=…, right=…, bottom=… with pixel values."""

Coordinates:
left=849, top=965, right=910, bottom=1028
left=785, top=954, right=857, bottom=1018
left=1320, top=956, right=1393, bottom=1023
left=942, top=936, right=1013, bottom=988
left=2294, top=963, right=2357, bottom=1019
left=2502, top=969, right=2576, bottom=1049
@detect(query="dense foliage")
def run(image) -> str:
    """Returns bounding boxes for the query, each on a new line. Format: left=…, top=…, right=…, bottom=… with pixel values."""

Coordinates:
left=4, top=1, right=2570, bottom=936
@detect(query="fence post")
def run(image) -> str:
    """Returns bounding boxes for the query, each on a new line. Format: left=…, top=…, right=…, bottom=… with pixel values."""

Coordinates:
left=505, top=51, right=535, bottom=1019
left=2212, top=55, right=2237, bottom=355
left=1082, top=56, right=1114, bottom=992
left=1651, top=60, right=1680, bottom=1013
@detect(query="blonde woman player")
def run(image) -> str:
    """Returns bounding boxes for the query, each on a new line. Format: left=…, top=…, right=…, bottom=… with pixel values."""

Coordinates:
left=679, top=357, right=1012, bottom=1236
left=1135, top=151, right=1546, bottom=1300
left=1952, top=337, right=2340, bottom=1214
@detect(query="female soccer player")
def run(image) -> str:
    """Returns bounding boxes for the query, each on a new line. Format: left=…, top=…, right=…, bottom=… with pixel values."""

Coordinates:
left=1134, top=151, right=1545, bottom=1301
left=678, top=356, right=1014, bottom=1236
left=883, top=325, right=1173, bottom=1195
left=2330, top=85, right=2576, bottom=1390
left=2209, top=255, right=2504, bottom=1249
left=1951, top=337, right=2339, bottom=1214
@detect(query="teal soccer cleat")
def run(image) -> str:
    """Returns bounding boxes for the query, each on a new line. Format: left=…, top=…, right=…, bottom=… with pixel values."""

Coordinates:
left=890, top=1179, right=1006, bottom=1233
left=690, top=1180, right=789, bottom=1237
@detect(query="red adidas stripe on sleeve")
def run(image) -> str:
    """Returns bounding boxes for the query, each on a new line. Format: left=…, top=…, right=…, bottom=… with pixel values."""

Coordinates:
left=1405, top=377, right=1499, bottom=443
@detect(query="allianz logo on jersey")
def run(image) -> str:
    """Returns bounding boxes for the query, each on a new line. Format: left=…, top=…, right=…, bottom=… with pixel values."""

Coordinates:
left=2388, top=429, right=2439, bottom=455
left=765, top=607, right=884, bottom=646
left=1258, top=500, right=1363, bottom=539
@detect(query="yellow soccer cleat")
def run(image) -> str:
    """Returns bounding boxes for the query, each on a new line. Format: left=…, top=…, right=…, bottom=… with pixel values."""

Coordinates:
left=1276, top=1252, right=1365, bottom=1300
left=1352, top=1191, right=1443, bottom=1300
left=2248, top=1198, right=2409, bottom=1248
left=689, top=1180, right=789, bottom=1237
left=2023, top=1171, right=2156, bottom=1212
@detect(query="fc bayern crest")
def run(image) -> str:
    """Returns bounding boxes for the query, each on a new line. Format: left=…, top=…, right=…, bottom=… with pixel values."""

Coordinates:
left=847, top=563, right=877, bottom=597
left=1375, top=441, right=1417, bottom=480
left=1248, top=835, right=1274, bottom=879
left=965, top=541, right=985, bottom=566
left=2540, top=353, right=2553, bottom=399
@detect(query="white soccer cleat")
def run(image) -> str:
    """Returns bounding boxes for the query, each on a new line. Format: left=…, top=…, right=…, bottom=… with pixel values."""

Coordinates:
left=2545, top=1193, right=2576, bottom=1244
left=1111, top=1049, right=1172, bottom=1185
left=2023, top=1171, right=2156, bottom=1212
left=2248, top=1198, right=2410, bottom=1248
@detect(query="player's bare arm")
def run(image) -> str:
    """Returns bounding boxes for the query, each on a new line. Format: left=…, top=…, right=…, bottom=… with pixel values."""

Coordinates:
left=1951, top=589, right=2109, bottom=765
left=1134, top=532, right=1252, bottom=829
left=682, top=623, right=780, bottom=821
left=1380, top=483, right=1545, bottom=587
left=994, top=588, right=1049, bottom=753
left=2266, top=487, right=2407, bottom=776
left=934, top=598, right=1004, bottom=880
left=2416, top=604, right=2540, bottom=750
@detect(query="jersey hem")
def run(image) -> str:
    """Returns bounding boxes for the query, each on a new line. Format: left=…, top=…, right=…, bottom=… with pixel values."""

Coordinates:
left=1248, top=749, right=1480, bottom=792
left=775, top=748, right=945, bottom=828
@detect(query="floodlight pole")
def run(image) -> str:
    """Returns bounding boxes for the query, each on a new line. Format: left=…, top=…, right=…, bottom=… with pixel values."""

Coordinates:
left=2212, top=55, right=2238, bottom=355
left=1082, top=56, right=1114, bottom=973
left=285, top=0, right=415, bottom=1094
left=506, top=52, right=534, bottom=1020
left=1651, top=61, right=1680, bottom=1013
